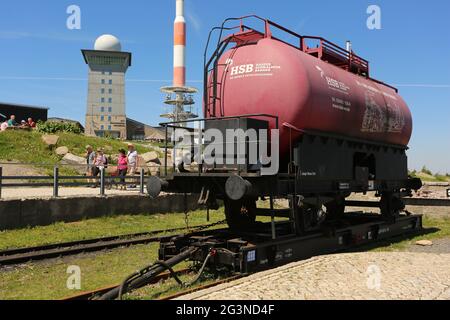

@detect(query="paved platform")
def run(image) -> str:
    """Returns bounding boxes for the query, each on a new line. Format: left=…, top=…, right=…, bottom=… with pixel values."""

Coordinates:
left=177, top=252, right=450, bottom=300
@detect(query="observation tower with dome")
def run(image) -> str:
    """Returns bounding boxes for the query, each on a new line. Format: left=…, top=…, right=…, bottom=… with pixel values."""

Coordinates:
left=82, top=34, right=132, bottom=138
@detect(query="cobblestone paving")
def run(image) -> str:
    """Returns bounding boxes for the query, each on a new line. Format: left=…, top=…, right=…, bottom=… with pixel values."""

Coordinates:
left=178, top=252, right=450, bottom=300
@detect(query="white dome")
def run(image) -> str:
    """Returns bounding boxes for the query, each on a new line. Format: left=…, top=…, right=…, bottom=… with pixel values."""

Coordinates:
left=94, top=34, right=122, bottom=52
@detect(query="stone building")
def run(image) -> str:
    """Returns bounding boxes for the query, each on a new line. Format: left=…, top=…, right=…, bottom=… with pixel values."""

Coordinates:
left=82, top=34, right=131, bottom=139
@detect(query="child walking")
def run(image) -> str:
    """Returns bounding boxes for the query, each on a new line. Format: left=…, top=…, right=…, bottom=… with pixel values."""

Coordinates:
left=117, top=149, right=128, bottom=190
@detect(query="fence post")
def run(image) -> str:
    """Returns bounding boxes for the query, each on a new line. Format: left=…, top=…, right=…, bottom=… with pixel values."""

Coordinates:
left=100, top=168, right=105, bottom=196
left=139, top=168, right=145, bottom=195
left=0, top=166, right=2, bottom=199
left=53, top=166, right=59, bottom=198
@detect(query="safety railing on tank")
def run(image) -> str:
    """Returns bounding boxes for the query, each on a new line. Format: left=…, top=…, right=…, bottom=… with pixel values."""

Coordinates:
left=203, top=15, right=399, bottom=117
left=159, top=113, right=279, bottom=177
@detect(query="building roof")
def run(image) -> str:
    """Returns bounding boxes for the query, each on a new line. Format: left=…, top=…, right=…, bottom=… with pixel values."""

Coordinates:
left=81, top=49, right=132, bottom=66
left=0, top=102, right=49, bottom=111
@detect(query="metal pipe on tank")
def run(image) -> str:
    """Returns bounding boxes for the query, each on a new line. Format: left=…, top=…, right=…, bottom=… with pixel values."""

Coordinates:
left=346, top=40, right=352, bottom=52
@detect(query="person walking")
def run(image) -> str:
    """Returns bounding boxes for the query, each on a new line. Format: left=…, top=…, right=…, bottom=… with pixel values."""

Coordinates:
left=85, top=145, right=96, bottom=186
left=127, top=143, right=139, bottom=188
left=117, top=149, right=128, bottom=190
left=92, top=148, right=107, bottom=188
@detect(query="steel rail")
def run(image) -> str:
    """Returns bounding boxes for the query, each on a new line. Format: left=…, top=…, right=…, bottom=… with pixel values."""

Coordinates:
left=0, top=222, right=226, bottom=266
left=62, top=268, right=193, bottom=301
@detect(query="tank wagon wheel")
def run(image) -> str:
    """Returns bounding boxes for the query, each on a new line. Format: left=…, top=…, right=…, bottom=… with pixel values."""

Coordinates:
left=223, top=197, right=257, bottom=230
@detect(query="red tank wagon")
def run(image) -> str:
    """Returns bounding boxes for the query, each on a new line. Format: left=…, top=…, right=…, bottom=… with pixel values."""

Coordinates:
left=208, top=32, right=412, bottom=158
left=151, top=16, right=422, bottom=233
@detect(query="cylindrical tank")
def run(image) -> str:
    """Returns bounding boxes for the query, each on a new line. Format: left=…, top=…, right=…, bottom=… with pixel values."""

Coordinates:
left=207, top=36, right=412, bottom=159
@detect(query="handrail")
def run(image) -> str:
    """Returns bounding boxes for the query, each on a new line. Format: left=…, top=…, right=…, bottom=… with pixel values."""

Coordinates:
left=0, top=166, right=153, bottom=199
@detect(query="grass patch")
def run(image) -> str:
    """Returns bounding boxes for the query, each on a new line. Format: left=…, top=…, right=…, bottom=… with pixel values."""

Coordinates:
left=0, top=244, right=164, bottom=300
left=0, top=130, right=159, bottom=175
left=369, top=216, right=450, bottom=252
left=0, top=209, right=226, bottom=251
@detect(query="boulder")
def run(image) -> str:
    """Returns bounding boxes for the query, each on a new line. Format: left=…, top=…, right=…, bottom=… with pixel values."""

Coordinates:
left=415, top=240, right=433, bottom=247
left=62, top=153, right=86, bottom=166
left=61, top=153, right=87, bottom=174
left=141, top=151, right=159, bottom=163
left=55, top=146, right=69, bottom=156
left=42, top=135, right=59, bottom=148
left=158, top=158, right=173, bottom=167
left=106, top=165, right=118, bottom=175
left=148, top=163, right=161, bottom=176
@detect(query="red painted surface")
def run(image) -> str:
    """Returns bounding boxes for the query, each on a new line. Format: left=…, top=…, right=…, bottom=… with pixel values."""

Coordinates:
left=207, top=36, right=412, bottom=158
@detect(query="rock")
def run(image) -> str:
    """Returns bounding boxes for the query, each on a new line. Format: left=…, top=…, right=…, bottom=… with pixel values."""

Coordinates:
left=106, top=165, right=118, bottom=175
left=55, top=146, right=69, bottom=156
left=148, top=163, right=161, bottom=176
left=61, top=153, right=87, bottom=174
left=158, top=158, right=173, bottom=167
left=42, top=135, right=59, bottom=148
left=62, top=153, right=86, bottom=166
left=415, top=240, right=433, bottom=247
left=137, top=156, right=146, bottom=167
left=141, top=151, right=159, bottom=163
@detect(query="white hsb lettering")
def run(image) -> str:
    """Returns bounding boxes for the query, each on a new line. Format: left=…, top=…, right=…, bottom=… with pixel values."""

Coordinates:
left=231, top=64, right=254, bottom=76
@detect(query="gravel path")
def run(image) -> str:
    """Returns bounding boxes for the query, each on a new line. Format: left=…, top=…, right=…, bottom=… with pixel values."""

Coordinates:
left=177, top=251, right=450, bottom=300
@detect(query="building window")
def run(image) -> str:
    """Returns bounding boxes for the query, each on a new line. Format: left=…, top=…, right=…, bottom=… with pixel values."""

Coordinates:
left=108, top=116, right=111, bottom=121
left=101, top=88, right=105, bottom=94
left=108, top=107, right=112, bottom=113
left=108, top=125, right=112, bottom=130
left=101, top=98, right=105, bottom=103
left=108, top=89, right=112, bottom=94
left=108, top=98, right=112, bottom=103
left=101, top=79, right=105, bottom=84
left=100, top=106, right=105, bottom=112
left=109, top=72, right=112, bottom=75
left=101, top=116, right=104, bottom=121
left=101, top=125, right=104, bottom=130
left=109, top=79, right=112, bottom=85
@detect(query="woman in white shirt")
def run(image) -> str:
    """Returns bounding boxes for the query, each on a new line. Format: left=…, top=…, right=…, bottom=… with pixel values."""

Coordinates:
left=127, top=143, right=139, bottom=188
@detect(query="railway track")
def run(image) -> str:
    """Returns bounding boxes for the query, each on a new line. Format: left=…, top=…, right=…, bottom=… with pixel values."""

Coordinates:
left=62, top=268, right=193, bottom=301
left=62, top=269, right=243, bottom=301
left=0, top=221, right=226, bottom=266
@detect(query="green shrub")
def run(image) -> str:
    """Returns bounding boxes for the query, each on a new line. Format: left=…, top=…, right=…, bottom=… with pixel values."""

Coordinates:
left=37, top=121, right=82, bottom=134
left=421, top=166, right=433, bottom=176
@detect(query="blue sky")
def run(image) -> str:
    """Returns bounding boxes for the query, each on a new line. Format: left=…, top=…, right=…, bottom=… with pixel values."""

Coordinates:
left=0, top=0, right=449, bottom=173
